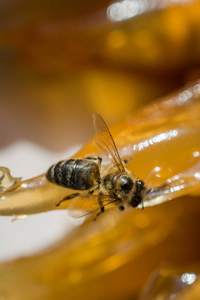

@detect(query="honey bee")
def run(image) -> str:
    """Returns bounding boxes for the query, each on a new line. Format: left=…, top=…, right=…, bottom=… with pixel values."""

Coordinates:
left=46, top=113, right=146, bottom=218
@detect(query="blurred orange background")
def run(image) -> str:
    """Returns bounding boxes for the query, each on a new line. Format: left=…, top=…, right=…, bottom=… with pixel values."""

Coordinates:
left=1, top=0, right=200, bottom=151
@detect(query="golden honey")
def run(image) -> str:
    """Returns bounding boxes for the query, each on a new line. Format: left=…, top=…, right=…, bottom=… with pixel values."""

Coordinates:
left=1, top=1, right=200, bottom=299
left=0, top=81, right=200, bottom=300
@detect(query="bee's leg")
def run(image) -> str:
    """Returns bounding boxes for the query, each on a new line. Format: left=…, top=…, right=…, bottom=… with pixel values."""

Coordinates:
left=88, top=185, right=99, bottom=195
left=56, top=193, right=80, bottom=207
left=114, top=196, right=125, bottom=211
left=88, top=186, right=98, bottom=194
left=93, top=196, right=105, bottom=221
left=98, top=196, right=105, bottom=214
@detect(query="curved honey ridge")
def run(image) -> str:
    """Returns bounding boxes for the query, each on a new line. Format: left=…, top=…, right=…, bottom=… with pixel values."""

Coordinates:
left=0, top=81, right=200, bottom=216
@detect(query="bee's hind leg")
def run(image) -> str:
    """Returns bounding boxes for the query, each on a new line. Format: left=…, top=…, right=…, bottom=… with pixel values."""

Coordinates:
left=56, top=193, right=80, bottom=207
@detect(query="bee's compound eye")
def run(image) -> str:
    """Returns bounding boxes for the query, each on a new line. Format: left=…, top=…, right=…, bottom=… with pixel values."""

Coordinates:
left=120, top=176, right=134, bottom=192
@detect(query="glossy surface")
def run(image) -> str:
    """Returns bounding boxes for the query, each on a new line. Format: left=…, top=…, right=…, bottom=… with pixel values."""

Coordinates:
left=0, top=82, right=200, bottom=300
left=1, top=1, right=200, bottom=299
left=1, top=81, right=200, bottom=216
left=139, top=268, right=198, bottom=300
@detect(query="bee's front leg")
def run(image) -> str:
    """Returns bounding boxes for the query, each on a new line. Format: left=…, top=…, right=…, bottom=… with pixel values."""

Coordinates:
left=97, top=196, right=105, bottom=213
left=114, top=195, right=125, bottom=211
left=93, top=196, right=105, bottom=221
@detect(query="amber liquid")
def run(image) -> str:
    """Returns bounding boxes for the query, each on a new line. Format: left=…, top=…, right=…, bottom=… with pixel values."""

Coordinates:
left=1, top=1, right=200, bottom=300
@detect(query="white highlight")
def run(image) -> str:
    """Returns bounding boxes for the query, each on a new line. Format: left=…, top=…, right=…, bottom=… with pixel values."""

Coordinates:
left=193, top=151, right=200, bottom=158
left=154, top=166, right=161, bottom=172
left=181, top=273, right=197, bottom=285
left=107, top=0, right=193, bottom=22
left=194, top=172, right=200, bottom=179
left=170, top=184, right=185, bottom=192
left=107, top=0, right=148, bottom=22
left=135, top=129, right=178, bottom=151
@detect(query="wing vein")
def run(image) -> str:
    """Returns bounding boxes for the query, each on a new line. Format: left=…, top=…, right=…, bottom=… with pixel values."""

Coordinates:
left=93, top=113, right=124, bottom=172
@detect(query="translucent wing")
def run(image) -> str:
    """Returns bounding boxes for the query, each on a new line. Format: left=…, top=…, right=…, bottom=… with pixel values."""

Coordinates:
left=93, top=113, right=124, bottom=172
left=68, top=193, right=116, bottom=218
left=141, top=177, right=194, bottom=208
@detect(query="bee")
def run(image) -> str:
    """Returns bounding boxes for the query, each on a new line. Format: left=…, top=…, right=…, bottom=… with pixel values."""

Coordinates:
left=46, top=113, right=146, bottom=218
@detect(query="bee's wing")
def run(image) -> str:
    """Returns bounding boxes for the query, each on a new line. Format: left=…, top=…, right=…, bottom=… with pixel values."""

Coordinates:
left=68, top=193, right=116, bottom=218
left=142, top=178, right=189, bottom=208
left=142, top=184, right=171, bottom=207
left=93, top=113, right=124, bottom=172
left=68, top=194, right=99, bottom=218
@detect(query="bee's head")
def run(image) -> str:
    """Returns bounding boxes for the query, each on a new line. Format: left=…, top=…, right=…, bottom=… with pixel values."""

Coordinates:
left=112, top=174, right=134, bottom=200
left=112, top=174, right=145, bottom=207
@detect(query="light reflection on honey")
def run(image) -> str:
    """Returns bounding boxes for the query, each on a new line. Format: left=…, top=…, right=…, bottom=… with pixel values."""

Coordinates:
left=0, top=81, right=200, bottom=299
left=0, top=0, right=200, bottom=299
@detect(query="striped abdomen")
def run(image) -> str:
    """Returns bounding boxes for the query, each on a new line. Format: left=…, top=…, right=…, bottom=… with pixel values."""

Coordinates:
left=46, top=158, right=101, bottom=190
